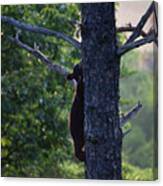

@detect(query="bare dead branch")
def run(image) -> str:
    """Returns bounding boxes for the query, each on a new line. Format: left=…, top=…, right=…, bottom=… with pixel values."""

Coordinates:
left=117, top=33, right=155, bottom=56
left=1, top=16, right=81, bottom=49
left=123, top=128, right=132, bottom=137
left=120, top=102, right=143, bottom=127
left=125, top=2, right=154, bottom=44
left=8, top=35, right=69, bottom=78
left=117, top=26, right=147, bottom=37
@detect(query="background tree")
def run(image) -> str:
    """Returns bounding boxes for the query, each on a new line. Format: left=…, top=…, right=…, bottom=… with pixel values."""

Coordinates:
left=1, top=1, right=157, bottom=179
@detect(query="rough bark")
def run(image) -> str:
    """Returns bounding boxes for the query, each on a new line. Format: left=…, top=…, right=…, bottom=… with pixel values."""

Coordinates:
left=81, top=3, right=122, bottom=179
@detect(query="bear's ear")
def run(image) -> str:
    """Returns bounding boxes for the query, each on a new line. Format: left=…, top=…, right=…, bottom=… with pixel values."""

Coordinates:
left=67, top=73, right=74, bottom=80
left=74, top=64, right=82, bottom=76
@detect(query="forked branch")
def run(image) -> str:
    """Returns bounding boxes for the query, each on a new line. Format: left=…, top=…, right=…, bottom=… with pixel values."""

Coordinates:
left=117, top=2, right=157, bottom=56
left=8, top=35, right=69, bottom=77
left=123, top=128, right=132, bottom=137
left=125, top=2, right=155, bottom=44
left=1, top=16, right=81, bottom=49
left=120, top=102, right=143, bottom=127
left=117, top=26, right=147, bottom=37
left=117, top=32, right=155, bottom=56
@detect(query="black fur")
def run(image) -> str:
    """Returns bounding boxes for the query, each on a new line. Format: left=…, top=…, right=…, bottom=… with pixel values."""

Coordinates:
left=67, top=64, right=85, bottom=161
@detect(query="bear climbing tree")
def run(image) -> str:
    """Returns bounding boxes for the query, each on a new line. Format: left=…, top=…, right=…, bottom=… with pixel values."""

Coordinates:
left=67, top=64, right=85, bottom=162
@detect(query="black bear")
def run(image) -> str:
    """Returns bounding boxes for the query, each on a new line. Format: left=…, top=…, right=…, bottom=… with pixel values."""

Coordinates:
left=67, top=64, right=85, bottom=161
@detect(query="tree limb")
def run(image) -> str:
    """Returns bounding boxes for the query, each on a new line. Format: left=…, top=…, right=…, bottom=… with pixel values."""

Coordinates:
left=8, top=35, right=69, bottom=78
left=120, top=102, right=143, bottom=127
left=1, top=16, right=81, bottom=49
left=117, top=32, right=155, bottom=56
left=117, top=26, right=147, bottom=37
left=123, top=128, right=132, bottom=137
left=125, top=2, right=154, bottom=45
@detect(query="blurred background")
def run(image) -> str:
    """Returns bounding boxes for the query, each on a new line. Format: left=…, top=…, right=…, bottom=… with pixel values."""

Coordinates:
left=1, top=2, right=157, bottom=180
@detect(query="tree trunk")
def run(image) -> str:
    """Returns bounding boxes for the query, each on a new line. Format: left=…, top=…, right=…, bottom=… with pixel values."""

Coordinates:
left=81, top=3, right=122, bottom=179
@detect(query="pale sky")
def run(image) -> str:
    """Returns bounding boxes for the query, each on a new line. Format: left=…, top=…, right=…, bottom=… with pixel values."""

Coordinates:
left=116, top=1, right=152, bottom=32
left=116, top=1, right=155, bottom=52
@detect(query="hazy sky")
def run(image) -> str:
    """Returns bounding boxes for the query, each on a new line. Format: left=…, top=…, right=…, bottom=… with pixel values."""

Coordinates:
left=116, top=1, right=152, bottom=31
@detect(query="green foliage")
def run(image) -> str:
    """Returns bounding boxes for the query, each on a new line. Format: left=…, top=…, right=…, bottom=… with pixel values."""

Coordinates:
left=120, top=62, right=137, bottom=79
left=122, top=162, right=154, bottom=180
left=1, top=4, right=83, bottom=178
left=117, top=33, right=127, bottom=46
left=120, top=50, right=156, bottom=171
